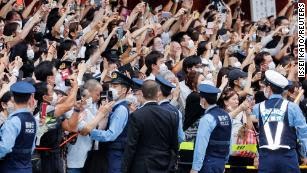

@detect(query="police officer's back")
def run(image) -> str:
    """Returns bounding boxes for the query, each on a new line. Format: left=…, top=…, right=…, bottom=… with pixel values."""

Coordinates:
left=0, top=81, right=37, bottom=173
left=252, top=70, right=307, bottom=173
left=122, top=80, right=179, bottom=173
left=190, top=84, right=232, bottom=173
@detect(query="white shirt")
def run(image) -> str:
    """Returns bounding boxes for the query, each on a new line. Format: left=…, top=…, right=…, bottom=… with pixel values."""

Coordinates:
left=179, top=80, right=192, bottom=110
left=66, top=102, right=98, bottom=168
left=145, top=73, right=156, bottom=81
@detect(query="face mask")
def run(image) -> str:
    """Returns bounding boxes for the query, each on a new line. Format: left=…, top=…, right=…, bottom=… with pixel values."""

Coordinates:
left=86, top=97, right=93, bottom=108
left=209, top=49, right=214, bottom=58
left=268, top=61, right=276, bottom=70
left=205, top=73, right=213, bottom=80
left=194, top=67, right=203, bottom=73
left=109, top=87, right=119, bottom=101
left=233, top=61, right=241, bottom=68
left=187, top=40, right=194, bottom=49
left=27, top=49, right=35, bottom=60
left=264, top=88, right=270, bottom=99
left=67, top=50, right=77, bottom=61
left=50, top=92, right=58, bottom=106
left=14, top=21, right=22, bottom=29
left=240, top=79, right=247, bottom=89
left=7, top=104, right=15, bottom=115
left=282, top=27, right=290, bottom=35
left=159, top=63, right=168, bottom=73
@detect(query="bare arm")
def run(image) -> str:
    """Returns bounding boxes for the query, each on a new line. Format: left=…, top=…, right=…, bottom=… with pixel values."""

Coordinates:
left=278, top=0, right=292, bottom=17
left=163, top=0, right=173, bottom=12
left=22, top=0, right=39, bottom=19
left=0, top=0, right=15, bottom=18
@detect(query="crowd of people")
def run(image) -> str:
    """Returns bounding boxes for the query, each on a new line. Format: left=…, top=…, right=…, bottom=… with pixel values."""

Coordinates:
left=0, top=0, right=306, bottom=172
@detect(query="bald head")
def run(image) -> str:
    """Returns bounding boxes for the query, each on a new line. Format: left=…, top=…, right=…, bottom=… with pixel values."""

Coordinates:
left=142, top=80, right=159, bottom=100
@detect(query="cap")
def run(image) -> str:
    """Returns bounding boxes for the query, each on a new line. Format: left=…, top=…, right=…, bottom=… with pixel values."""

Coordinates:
left=198, top=84, right=221, bottom=97
left=132, top=78, right=144, bottom=90
left=155, top=75, right=175, bottom=90
left=110, top=71, right=133, bottom=87
left=228, top=68, right=248, bottom=81
left=10, top=81, right=36, bottom=94
left=58, top=60, right=72, bottom=70
left=265, top=70, right=289, bottom=89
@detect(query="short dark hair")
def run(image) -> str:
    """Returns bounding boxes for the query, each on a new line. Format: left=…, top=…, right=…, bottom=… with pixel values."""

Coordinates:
left=274, top=16, right=288, bottom=27
left=0, top=92, right=12, bottom=111
left=34, top=82, right=48, bottom=103
left=57, top=40, right=77, bottom=59
left=12, top=92, right=31, bottom=104
left=145, top=51, right=163, bottom=76
left=182, top=55, right=202, bottom=74
left=3, top=22, right=19, bottom=36
left=6, top=10, right=21, bottom=21
left=201, top=93, right=218, bottom=105
left=159, top=85, right=172, bottom=97
left=254, top=51, right=271, bottom=66
left=34, top=61, right=54, bottom=82
left=142, top=80, right=159, bottom=100
left=197, top=41, right=209, bottom=56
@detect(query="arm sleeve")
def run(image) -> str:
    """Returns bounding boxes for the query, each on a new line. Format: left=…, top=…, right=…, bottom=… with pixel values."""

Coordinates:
left=178, top=111, right=185, bottom=143
left=252, top=103, right=260, bottom=119
left=260, top=33, right=274, bottom=47
left=122, top=113, right=141, bottom=173
left=191, top=114, right=217, bottom=171
left=90, top=106, right=128, bottom=142
left=288, top=102, right=307, bottom=158
left=0, top=117, right=21, bottom=158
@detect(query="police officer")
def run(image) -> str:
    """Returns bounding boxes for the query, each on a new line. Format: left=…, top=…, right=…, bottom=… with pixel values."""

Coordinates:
left=155, top=75, right=185, bottom=143
left=0, top=81, right=37, bottom=173
left=252, top=70, right=307, bottom=173
left=89, top=71, right=133, bottom=173
left=190, top=84, right=232, bottom=173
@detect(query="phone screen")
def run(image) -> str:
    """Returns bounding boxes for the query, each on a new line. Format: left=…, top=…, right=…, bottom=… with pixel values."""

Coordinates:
left=61, top=69, right=71, bottom=80
left=41, top=102, right=48, bottom=120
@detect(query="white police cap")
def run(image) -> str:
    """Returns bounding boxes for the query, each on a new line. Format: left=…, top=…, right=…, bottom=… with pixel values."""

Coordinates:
left=265, top=70, right=289, bottom=89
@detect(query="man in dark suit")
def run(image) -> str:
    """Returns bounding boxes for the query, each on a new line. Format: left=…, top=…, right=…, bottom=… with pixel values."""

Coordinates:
left=122, top=80, right=179, bottom=173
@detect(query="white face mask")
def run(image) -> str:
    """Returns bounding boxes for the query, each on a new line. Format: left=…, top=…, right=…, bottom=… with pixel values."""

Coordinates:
left=27, top=49, right=35, bottom=60
left=205, top=73, right=213, bottom=80
left=282, top=27, right=290, bottom=35
left=67, top=50, right=77, bottom=61
left=109, top=87, right=119, bottom=101
left=15, top=21, right=22, bottom=29
left=264, top=87, right=270, bottom=99
left=50, top=92, right=58, bottom=106
left=159, top=63, right=168, bottom=73
left=187, top=40, right=194, bottom=49
left=7, top=103, right=15, bottom=115
left=209, top=49, right=214, bottom=58
left=268, top=61, right=276, bottom=70
left=233, top=61, right=241, bottom=68
left=194, top=67, right=203, bottom=73
left=85, top=97, right=93, bottom=108
left=240, top=79, right=247, bottom=89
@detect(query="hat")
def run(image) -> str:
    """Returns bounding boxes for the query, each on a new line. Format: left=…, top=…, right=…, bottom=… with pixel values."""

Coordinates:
left=198, top=84, right=221, bottom=97
left=265, top=70, right=289, bottom=89
left=155, top=75, right=176, bottom=90
left=58, top=60, right=72, bottom=70
left=132, top=78, right=144, bottom=90
left=110, top=71, right=133, bottom=87
left=228, top=68, right=248, bottom=81
left=10, top=81, right=36, bottom=94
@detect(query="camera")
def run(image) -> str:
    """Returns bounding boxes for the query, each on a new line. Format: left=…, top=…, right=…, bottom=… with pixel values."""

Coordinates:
left=65, top=79, right=71, bottom=86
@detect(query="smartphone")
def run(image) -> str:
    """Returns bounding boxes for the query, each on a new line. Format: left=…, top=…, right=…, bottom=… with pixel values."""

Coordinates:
left=76, top=88, right=82, bottom=101
left=107, top=91, right=113, bottom=101
left=61, top=68, right=71, bottom=80
left=41, top=102, right=48, bottom=120
left=100, top=91, right=108, bottom=101
left=162, top=11, right=172, bottom=18
left=247, top=95, right=254, bottom=102
left=65, top=79, right=71, bottom=86
left=116, top=27, right=124, bottom=40
left=207, top=22, right=214, bottom=29
left=220, top=34, right=229, bottom=42
left=69, top=3, right=76, bottom=12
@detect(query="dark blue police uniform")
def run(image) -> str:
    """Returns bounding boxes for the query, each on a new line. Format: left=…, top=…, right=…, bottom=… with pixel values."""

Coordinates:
left=0, top=81, right=37, bottom=173
left=191, top=84, right=232, bottom=173
left=253, top=70, right=307, bottom=173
